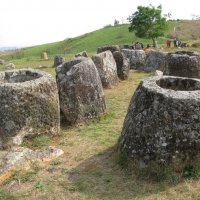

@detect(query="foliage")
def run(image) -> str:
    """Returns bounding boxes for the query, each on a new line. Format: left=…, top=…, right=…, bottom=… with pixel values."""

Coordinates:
left=128, top=5, right=168, bottom=42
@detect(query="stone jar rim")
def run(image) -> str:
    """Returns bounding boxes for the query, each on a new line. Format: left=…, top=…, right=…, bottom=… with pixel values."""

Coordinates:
left=0, top=68, right=53, bottom=89
left=142, top=75, right=200, bottom=100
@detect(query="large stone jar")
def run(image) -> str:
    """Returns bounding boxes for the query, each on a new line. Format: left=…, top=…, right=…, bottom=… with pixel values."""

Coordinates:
left=164, top=51, right=200, bottom=78
left=0, top=69, right=60, bottom=149
left=92, top=51, right=119, bottom=88
left=144, top=50, right=167, bottom=72
left=113, top=51, right=130, bottom=80
left=56, top=57, right=106, bottom=124
left=122, top=49, right=146, bottom=70
left=119, top=75, right=200, bottom=166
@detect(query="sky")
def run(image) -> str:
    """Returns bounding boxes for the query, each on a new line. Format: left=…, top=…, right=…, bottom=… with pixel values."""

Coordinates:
left=0, top=0, right=200, bottom=47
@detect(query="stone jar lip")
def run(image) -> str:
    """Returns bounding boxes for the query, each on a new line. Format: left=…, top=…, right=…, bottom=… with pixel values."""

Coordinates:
left=0, top=68, right=53, bottom=89
left=168, top=50, right=200, bottom=57
left=142, top=75, right=200, bottom=100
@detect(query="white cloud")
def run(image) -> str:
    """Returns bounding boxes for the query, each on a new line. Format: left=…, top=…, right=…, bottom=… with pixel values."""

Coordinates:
left=0, top=0, right=199, bottom=47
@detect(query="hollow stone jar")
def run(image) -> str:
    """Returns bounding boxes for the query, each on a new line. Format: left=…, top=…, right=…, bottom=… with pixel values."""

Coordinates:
left=0, top=69, right=60, bottom=149
left=119, top=75, right=200, bottom=166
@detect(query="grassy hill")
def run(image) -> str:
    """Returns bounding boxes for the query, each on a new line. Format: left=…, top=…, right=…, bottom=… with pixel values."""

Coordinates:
left=1, top=20, right=192, bottom=61
left=168, top=20, right=200, bottom=41
left=2, top=20, right=200, bottom=62
left=1, top=20, right=200, bottom=62
left=0, top=20, right=200, bottom=68
left=3, top=24, right=153, bottom=60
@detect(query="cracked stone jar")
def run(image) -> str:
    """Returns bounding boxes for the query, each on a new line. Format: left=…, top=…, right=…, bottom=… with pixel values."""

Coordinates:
left=0, top=69, right=60, bottom=149
left=119, top=75, right=200, bottom=167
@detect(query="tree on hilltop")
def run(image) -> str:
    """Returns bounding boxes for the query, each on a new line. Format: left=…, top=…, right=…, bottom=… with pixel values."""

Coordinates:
left=128, top=5, right=168, bottom=47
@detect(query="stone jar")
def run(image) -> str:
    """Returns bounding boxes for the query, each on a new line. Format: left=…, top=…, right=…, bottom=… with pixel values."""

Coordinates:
left=119, top=75, right=200, bottom=167
left=164, top=51, right=200, bottom=78
left=56, top=57, right=106, bottom=124
left=0, top=69, right=60, bottom=149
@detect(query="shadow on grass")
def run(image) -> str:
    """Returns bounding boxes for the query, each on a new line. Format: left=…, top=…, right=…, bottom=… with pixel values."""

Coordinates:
left=66, top=145, right=182, bottom=200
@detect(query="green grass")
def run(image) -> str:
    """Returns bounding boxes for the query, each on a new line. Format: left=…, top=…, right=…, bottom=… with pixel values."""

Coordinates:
left=1, top=20, right=200, bottom=68
left=22, top=134, right=50, bottom=149
left=0, top=20, right=190, bottom=62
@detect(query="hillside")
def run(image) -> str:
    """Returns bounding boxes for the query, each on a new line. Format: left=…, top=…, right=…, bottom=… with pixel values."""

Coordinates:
left=167, top=20, right=200, bottom=41
left=1, top=20, right=200, bottom=62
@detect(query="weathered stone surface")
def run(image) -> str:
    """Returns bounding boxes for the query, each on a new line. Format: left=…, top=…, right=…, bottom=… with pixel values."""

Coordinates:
left=56, top=57, right=106, bottom=124
left=122, top=49, right=146, bottom=70
left=144, top=50, right=167, bottom=72
left=92, top=51, right=119, bottom=88
left=119, top=75, right=200, bottom=166
left=113, top=51, right=130, bottom=80
left=164, top=51, right=200, bottom=78
left=97, top=45, right=120, bottom=54
left=0, top=146, right=63, bottom=183
left=41, top=52, right=48, bottom=60
left=119, top=45, right=130, bottom=50
left=55, top=57, right=87, bottom=78
left=0, top=69, right=60, bottom=149
left=75, top=51, right=88, bottom=58
left=5, top=63, right=15, bottom=69
left=155, top=70, right=163, bottom=77
left=54, top=56, right=64, bottom=67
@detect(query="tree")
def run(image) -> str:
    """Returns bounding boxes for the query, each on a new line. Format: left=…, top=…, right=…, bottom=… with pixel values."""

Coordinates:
left=128, top=5, right=168, bottom=47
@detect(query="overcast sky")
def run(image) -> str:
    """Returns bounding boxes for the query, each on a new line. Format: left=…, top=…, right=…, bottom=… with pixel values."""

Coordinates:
left=0, top=0, right=199, bottom=47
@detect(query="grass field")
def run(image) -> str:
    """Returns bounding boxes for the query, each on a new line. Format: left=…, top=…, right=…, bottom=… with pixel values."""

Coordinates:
left=1, top=68, right=200, bottom=199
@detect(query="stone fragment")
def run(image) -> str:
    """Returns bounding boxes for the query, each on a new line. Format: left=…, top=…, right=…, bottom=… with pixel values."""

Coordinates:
left=5, top=63, right=15, bottom=69
left=0, top=146, right=63, bottom=184
left=0, top=59, right=5, bottom=65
